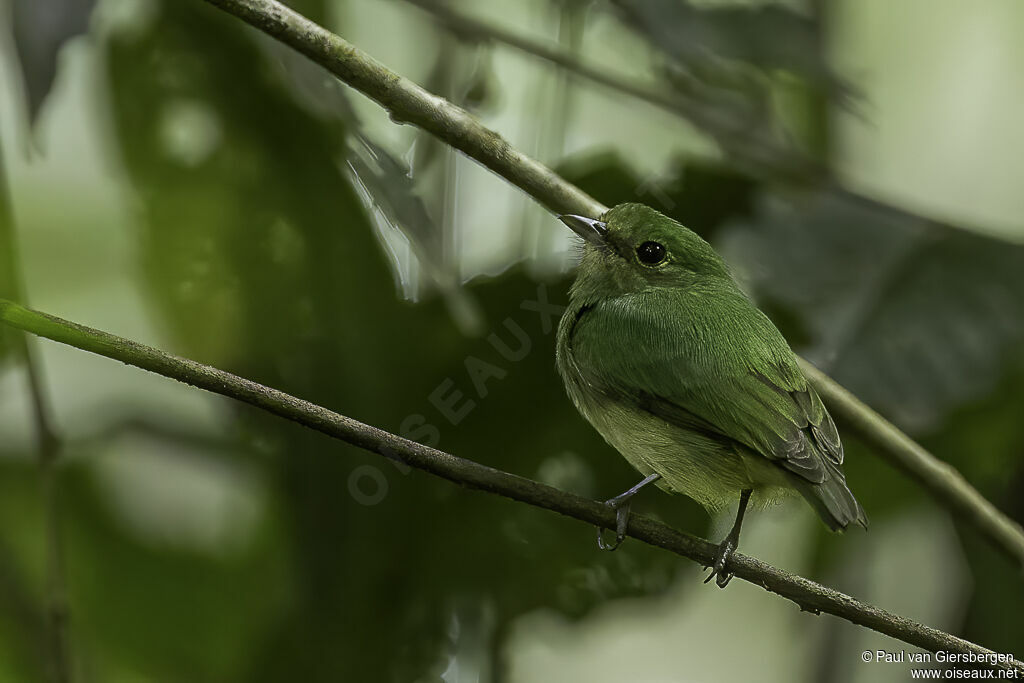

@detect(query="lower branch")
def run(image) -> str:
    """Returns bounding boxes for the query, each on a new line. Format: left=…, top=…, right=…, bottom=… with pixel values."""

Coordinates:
left=1, top=299, right=1019, bottom=674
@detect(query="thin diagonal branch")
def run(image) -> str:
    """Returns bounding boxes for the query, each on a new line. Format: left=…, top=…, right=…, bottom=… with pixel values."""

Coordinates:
left=200, top=0, right=1024, bottom=570
left=800, top=360, right=1024, bottom=572
left=0, top=300, right=1020, bottom=674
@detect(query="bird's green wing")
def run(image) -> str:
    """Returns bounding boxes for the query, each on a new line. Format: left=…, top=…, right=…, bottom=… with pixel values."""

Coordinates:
left=569, top=288, right=842, bottom=484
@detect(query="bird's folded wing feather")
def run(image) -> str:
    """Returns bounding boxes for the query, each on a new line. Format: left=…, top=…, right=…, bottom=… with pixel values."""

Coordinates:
left=571, top=291, right=843, bottom=485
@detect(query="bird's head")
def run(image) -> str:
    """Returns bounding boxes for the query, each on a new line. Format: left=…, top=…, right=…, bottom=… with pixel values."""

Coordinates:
left=560, top=203, right=732, bottom=298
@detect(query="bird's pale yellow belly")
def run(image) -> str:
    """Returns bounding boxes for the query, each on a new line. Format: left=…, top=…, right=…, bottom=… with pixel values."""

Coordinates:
left=575, top=392, right=794, bottom=512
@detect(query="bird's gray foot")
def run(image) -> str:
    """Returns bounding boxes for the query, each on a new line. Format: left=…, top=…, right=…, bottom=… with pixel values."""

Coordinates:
left=596, top=500, right=631, bottom=551
left=595, top=473, right=661, bottom=552
left=704, top=535, right=738, bottom=588
left=703, top=488, right=752, bottom=588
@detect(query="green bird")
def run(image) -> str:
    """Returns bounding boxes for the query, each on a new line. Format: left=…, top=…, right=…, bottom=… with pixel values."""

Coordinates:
left=556, top=203, right=866, bottom=587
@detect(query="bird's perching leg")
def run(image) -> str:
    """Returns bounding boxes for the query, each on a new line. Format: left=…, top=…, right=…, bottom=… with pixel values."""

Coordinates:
left=705, top=488, right=753, bottom=588
left=597, top=473, right=662, bottom=551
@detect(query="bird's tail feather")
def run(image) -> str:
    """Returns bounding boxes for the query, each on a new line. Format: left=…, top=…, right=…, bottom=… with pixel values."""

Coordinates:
left=791, top=460, right=868, bottom=532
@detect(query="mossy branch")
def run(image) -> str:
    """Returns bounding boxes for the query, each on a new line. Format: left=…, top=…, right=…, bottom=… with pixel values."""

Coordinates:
left=201, top=0, right=1024, bottom=571
left=1, top=299, right=1021, bottom=673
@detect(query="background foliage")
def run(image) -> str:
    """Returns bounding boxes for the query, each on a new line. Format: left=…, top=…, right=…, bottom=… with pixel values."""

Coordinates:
left=1, top=0, right=1023, bottom=681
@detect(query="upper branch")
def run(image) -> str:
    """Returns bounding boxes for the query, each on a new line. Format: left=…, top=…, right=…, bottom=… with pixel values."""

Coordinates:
left=801, top=360, right=1024, bottom=569
left=201, top=0, right=1024, bottom=571
left=0, top=299, right=1020, bottom=673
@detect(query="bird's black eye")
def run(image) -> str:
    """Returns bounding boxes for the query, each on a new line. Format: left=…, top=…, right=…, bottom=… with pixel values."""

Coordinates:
left=636, top=241, right=666, bottom=265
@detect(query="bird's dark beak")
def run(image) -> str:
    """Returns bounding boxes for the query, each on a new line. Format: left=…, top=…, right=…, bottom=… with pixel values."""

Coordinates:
left=559, top=214, right=608, bottom=245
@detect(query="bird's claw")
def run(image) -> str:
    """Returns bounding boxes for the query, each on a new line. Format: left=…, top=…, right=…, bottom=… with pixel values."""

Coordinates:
left=596, top=500, right=631, bottom=551
left=704, top=536, right=737, bottom=588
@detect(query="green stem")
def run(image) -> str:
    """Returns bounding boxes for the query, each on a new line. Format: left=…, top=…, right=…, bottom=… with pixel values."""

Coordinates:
left=0, top=298, right=1020, bottom=672
left=0, top=141, right=72, bottom=683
